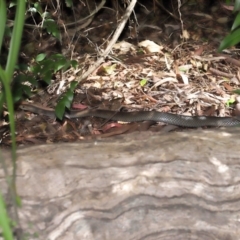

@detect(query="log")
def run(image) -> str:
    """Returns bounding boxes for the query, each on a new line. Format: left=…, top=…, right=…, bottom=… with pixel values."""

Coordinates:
left=1, top=128, right=240, bottom=240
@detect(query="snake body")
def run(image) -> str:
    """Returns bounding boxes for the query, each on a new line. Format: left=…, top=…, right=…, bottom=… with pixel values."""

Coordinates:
left=19, top=102, right=240, bottom=127
left=66, top=109, right=240, bottom=127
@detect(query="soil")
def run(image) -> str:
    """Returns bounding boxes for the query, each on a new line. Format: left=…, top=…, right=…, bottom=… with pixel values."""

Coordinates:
left=1, top=0, right=240, bottom=146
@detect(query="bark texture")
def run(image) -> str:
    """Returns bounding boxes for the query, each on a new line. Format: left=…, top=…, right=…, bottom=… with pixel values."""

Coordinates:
left=1, top=128, right=240, bottom=240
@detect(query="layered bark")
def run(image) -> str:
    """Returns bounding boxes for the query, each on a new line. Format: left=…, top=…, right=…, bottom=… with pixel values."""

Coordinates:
left=1, top=129, right=240, bottom=240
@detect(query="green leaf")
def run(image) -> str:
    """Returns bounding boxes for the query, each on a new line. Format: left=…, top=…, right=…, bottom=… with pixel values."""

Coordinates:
left=28, top=7, right=37, bottom=14
left=41, top=11, right=50, bottom=19
left=226, top=97, right=235, bottom=107
left=40, top=59, right=52, bottom=69
left=62, top=61, right=71, bottom=71
left=65, top=0, right=73, bottom=7
left=36, top=53, right=46, bottom=62
left=42, top=70, right=52, bottom=84
left=55, top=101, right=65, bottom=120
left=9, top=2, right=17, bottom=8
left=231, top=12, right=240, bottom=31
left=51, top=53, right=63, bottom=60
left=63, top=94, right=71, bottom=107
left=64, top=99, right=71, bottom=109
left=70, top=81, right=78, bottom=91
left=70, top=60, right=78, bottom=69
left=12, top=78, right=33, bottom=102
left=12, top=87, right=22, bottom=102
left=66, top=91, right=74, bottom=102
left=16, top=63, right=28, bottom=71
left=33, top=2, right=43, bottom=15
left=43, top=19, right=60, bottom=40
left=54, top=58, right=67, bottom=71
left=30, top=64, right=41, bottom=75
left=21, top=84, right=32, bottom=97
left=55, top=91, right=74, bottom=119
left=24, top=75, right=38, bottom=86
left=234, top=0, right=240, bottom=12
left=55, top=81, right=78, bottom=119
left=140, top=78, right=148, bottom=86
left=37, top=60, right=53, bottom=75
left=218, top=29, right=240, bottom=51
left=50, top=54, right=77, bottom=71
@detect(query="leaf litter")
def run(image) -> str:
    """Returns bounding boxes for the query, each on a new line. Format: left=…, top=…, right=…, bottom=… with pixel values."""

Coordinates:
left=3, top=1, right=240, bottom=145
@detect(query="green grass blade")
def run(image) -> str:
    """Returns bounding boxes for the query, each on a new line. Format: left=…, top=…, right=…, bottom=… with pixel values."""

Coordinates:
left=0, top=0, right=7, bottom=52
left=6, top=0, right=25, bottom=80
left=0, top=193, right=13, bottom=240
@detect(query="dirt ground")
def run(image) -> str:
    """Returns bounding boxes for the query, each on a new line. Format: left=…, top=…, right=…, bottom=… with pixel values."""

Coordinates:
left=1, top=0, right=240, bottom=146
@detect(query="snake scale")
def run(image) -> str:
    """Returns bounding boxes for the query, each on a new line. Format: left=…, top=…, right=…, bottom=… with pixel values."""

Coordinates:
left=19, top=102, right=240, bottom=127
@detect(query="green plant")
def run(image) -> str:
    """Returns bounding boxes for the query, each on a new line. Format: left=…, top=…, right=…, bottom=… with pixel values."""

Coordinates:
left=31, top=53, right=77, bottom=85
left=55, top=81, right=78, bottom=119
left=0, top=0, right=26, bottom=239
left=219, top=0, right=240, bottom=51
left=0, top=193, right=13, bottom=240
left=5, top=0, right=80, bottom=120
left=12, top=52, right=78, bottom=119
left=25, top=1, right=80, bottom=119
left=27, top=1, right=60, bottom=39
left=29, top=52, right=78, bottom=119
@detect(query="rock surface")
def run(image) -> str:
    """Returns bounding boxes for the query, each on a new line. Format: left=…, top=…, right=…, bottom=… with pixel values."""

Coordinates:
left=1, top=128, right=240, bottom=240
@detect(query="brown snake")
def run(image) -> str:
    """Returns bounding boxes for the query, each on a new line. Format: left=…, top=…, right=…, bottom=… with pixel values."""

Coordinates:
left=19, top=102, right=240, bottom=128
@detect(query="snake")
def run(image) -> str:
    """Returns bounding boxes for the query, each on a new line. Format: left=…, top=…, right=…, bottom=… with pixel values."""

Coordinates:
left=19, top=102, right=240, bottom=128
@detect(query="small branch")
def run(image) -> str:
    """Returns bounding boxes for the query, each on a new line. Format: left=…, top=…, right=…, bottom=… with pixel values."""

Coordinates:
left=7, top=0, right=106, bottom=29
left=209, top=67, right=234, bottom=78
left=75, top=0, right=138, bottom=84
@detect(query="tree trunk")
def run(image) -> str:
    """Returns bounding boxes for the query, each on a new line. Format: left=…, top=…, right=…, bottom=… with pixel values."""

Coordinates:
left=1, top=128, right=240, bottom=240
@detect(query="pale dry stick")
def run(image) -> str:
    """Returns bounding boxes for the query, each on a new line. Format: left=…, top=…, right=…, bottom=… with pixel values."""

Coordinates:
left=75, top=0, right=138, bottom=84
left=177, top=0, right=184, bottom=38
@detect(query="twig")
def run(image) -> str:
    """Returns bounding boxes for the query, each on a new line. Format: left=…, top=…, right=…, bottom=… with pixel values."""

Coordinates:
left=7, top=0, right=106, bottom=29
left=75, top=0, right=138, bottom=84
left=209, top=67, right=234, bottom=78
left=65, top=0, right=106, bottom=28
left=155, top=1, right=180, bottom=21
